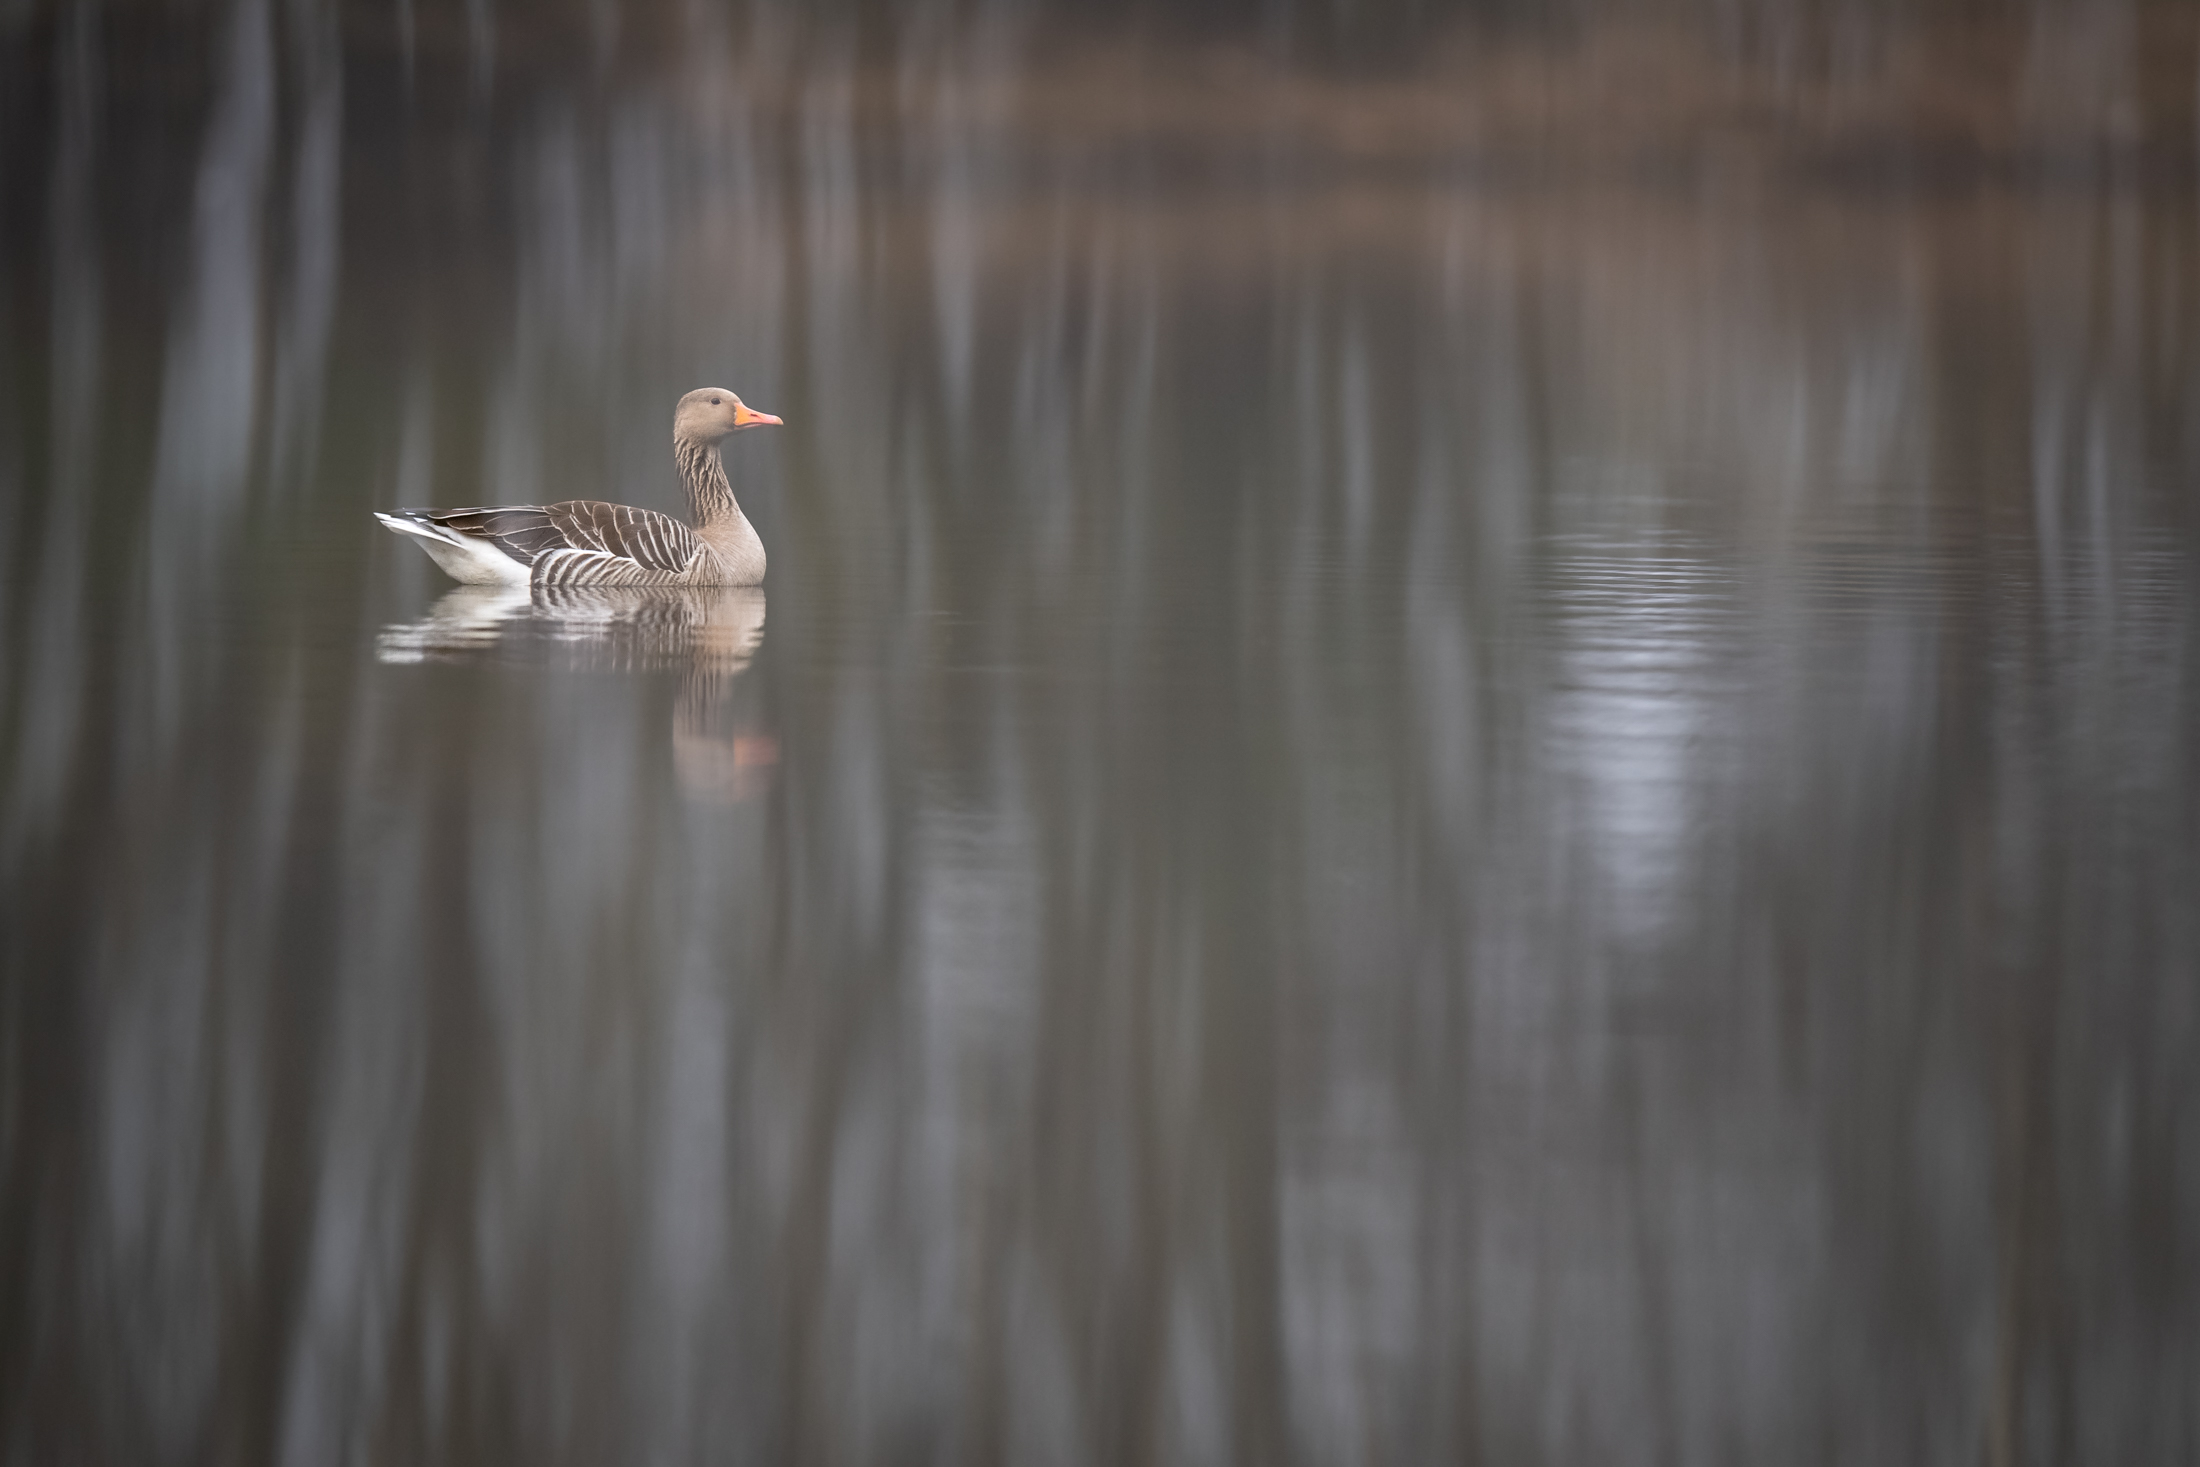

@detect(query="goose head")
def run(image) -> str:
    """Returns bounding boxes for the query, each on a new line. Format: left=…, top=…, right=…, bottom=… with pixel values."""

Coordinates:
left=675, top=388, right=783, bottom=444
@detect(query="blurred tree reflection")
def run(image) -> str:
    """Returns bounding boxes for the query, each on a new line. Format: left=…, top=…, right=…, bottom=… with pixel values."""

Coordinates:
left=2, top=1, right=2199, bottom=1464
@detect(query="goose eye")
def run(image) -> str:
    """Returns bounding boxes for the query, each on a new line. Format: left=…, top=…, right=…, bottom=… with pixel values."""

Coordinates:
left=711, top=396, right=723, bottom=405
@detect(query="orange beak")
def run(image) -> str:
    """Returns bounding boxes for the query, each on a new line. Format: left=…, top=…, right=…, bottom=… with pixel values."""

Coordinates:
left=734, top=403, right=783, bottom=428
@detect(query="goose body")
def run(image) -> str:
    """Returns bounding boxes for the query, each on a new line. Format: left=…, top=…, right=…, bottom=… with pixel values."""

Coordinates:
left=377, top=389, right=781, bottom=587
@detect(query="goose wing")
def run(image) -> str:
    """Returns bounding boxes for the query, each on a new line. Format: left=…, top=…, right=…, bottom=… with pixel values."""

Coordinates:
left=409, top=501, right=702, bottom=573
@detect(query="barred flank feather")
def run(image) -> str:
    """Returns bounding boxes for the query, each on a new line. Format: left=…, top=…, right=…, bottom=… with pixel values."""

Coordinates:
left=533, top=546, right=697, bottom=587
left=407, top=501, right=699, bottom=570
left=386, top=497, right=756, bottom=587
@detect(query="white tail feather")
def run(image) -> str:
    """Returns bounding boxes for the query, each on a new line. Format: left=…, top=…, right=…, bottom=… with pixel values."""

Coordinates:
left=375, top=512, right=531, bottom=586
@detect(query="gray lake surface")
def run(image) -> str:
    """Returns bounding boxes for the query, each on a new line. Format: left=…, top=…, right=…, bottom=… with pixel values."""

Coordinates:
left=3, top=5, right=2199, bottom=1464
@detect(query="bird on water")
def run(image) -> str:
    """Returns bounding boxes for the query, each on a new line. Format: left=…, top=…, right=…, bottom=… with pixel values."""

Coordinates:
left=376, top=389, right=782, bottom=587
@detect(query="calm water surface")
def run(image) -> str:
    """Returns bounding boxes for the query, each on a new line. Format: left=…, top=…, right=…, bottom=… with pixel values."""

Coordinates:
left=4, top=7, right=2200, bottom=1464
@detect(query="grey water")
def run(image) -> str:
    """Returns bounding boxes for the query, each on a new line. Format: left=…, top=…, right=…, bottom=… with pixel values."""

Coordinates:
left=4, top=3, right=2200, bottom=1464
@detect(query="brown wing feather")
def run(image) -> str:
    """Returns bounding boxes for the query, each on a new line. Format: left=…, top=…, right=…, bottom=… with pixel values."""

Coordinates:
left=540, top=501, right=700, bottom=572
left=412, top=501, right=699, bottom=572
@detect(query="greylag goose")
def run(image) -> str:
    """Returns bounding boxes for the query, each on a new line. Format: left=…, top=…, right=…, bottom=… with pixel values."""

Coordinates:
left=376, top=388, right=781, bottom=586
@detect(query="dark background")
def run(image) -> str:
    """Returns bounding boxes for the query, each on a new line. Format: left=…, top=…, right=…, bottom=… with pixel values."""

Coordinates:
left=4, top=3, right=2199, bottom=1464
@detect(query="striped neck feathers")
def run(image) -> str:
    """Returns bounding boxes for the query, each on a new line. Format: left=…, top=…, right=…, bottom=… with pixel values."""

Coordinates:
left=675, top=434, right=742, bottom=526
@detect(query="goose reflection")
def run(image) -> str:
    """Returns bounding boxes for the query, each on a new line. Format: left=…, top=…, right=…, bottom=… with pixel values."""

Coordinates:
left=377, top=584, right=775, bottom=800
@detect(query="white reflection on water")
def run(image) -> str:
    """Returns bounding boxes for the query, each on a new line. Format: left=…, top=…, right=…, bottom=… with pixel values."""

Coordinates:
left=1545, top=533, right=1736, bottom=941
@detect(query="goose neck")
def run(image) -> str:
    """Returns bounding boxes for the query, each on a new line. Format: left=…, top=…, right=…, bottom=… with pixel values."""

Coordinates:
left=675, top=434, right=741, bottom=526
